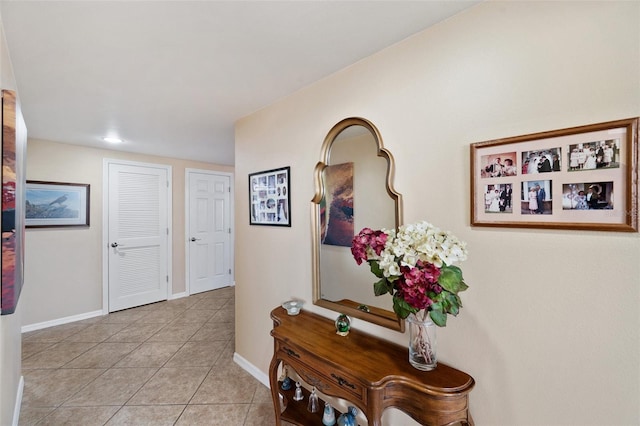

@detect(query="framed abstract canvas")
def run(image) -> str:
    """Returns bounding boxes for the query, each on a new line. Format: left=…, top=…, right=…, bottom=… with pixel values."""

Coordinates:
left=1, top=90, right=27, bottom=315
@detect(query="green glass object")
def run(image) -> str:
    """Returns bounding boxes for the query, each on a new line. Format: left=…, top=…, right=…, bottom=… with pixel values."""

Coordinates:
left=335, top=314, right=351, bottom=336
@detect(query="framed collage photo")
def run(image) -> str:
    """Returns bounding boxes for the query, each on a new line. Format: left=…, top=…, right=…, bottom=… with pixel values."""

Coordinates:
left=25, top=181, right=90, bottom=228
left=249, top=166, right=291, bottom=227
left=471, top=117, right=638, bottom=232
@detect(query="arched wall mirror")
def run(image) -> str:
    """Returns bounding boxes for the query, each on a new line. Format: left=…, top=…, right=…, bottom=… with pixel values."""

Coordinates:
left=311, top=117, right=404, bottom=331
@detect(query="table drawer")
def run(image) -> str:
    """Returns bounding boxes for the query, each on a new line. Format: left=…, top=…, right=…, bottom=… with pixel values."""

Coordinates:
left=278, top=344, right=364, bottom=402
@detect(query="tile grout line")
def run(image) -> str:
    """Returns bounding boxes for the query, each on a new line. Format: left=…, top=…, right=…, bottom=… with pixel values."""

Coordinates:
left=171, top=299, right=234, bottom=424
left=21, top=288, right=243, bottom=426
left=112, top=299, right=227, bottom=424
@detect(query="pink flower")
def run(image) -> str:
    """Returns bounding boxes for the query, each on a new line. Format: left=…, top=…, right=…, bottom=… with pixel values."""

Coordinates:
left=351, top=222, right=468, bottom=325
left=351, top=228, right=388, bottom=265
left=395, top=261, right=442, bottom=311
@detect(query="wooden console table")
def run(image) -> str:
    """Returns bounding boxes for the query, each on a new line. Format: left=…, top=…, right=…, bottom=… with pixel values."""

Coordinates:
left=269, top=307, right=475, bottom=425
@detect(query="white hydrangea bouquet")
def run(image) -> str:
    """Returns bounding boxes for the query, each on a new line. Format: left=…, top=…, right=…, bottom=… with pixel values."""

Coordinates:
left=351, top=221, right=469, bottom=326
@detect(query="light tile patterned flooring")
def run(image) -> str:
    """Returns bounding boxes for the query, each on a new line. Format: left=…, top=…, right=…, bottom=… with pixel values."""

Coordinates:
left=19, top=286, right=282, bottom=426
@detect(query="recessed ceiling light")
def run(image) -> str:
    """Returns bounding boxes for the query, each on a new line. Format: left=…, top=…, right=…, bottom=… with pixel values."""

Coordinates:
left=103, top=137, right=123, bottom=143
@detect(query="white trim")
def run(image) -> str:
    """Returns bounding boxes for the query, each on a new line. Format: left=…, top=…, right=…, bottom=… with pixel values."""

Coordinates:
left=184, top=169, right=190, bottom=295
left=102, top=158, right=173, bottom=313
left=233, top=352, right=270, bottom=389
left=166, top=166, right=174, bottom=302
left=169, top=291, right=188, bottom=300
left=21, top=310, right=104, bottom=333
left=12, top=376, right=23, bottom=426
left=102, top=160, right=109, bottom=314
left=184, top=169, right=235, bottom=296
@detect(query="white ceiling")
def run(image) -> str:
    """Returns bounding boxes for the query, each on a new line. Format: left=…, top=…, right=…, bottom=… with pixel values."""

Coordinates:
left=1, top=1, right=479, bottom=165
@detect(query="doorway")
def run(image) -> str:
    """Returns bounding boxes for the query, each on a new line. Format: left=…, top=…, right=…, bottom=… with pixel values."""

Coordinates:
left=185, top=169, right=234, bottom=295
left=103, top=159, right=172, bottom=312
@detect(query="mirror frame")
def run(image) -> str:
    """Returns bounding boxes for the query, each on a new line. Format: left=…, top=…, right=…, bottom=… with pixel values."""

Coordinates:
left=311, top=117, right=404, bottom=331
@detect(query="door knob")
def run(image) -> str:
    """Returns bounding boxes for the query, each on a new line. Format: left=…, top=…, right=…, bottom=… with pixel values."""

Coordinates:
left=111, top=242, right=119, bottom=248
left=190, top=237, right=201, bottom=242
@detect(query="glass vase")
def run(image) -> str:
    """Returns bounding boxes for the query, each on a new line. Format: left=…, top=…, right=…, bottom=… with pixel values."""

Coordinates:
left=407, top=312, right=437, bottom=371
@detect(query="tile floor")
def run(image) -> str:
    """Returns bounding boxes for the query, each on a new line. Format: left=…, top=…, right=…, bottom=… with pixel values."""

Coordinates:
left=19, top=286, right=284, bottom=426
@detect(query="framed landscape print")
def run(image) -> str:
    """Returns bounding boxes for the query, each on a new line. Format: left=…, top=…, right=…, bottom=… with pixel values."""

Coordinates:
left=25, top=181, right=90, bottom=228
left=249, top=166, right=291, bottom=226
left=470, top=117, right=638, bottom=232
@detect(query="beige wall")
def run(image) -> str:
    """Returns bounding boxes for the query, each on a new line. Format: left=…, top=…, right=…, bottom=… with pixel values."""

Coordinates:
left=0, top=11, right=22, bottom=426
left=23, top=138, right=233, bottom=326
left=235, top=2, right=640, bottom=425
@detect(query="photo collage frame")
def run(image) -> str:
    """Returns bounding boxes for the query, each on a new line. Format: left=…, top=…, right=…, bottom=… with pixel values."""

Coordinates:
left=471, top=118, right=638, bottom=232
left=249, top=166, right=291, bottom=227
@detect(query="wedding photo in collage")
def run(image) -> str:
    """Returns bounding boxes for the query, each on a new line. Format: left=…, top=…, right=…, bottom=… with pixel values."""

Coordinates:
left=480, top=140, right=618, bottom=217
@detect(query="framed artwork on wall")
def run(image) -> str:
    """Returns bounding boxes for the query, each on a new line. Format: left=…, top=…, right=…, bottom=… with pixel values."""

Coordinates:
left=320, top=162, right=354, bottom=247
left=470, top=117, right=638, bottom=232
left=1, top=90, right=27, bottom=315
left=249, top=166, right=291, bottom=227
left=25, top=181, right=90, bottom=228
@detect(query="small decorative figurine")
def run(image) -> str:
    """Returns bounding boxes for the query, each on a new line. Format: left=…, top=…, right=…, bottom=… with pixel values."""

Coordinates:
left=279, top=367, right=292, bottom=391
left=281, top=376, right=292, bottom=391
left=282, top=300, right=304, bottom=315
left=293, top=381, right=304, bottom=401
left=337, top=406, right=358, bottom=426
left=357, top=304, right=370, bottom=313
left=322, top=402, right=336, bottom=426
left=307, top=387, right=319, bottom=413
left=335, top=314, right=351, bottom=336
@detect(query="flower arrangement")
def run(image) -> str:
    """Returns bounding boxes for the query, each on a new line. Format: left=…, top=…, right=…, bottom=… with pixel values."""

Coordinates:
left=351, top=221, right=469, bottom=327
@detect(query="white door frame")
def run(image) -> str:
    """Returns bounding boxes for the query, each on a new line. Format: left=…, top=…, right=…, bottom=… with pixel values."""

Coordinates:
left=185, top=168, right=235, bottom=295
left=102, top=158, right=173, bottom=314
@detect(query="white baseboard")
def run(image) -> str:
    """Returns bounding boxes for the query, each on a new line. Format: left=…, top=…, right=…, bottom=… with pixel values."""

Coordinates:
left=12, top=375, right=23, bottom=426
left=21, top=310, right=104, bottom=333
left=233, top=352, right=270, bottom=389
left=22, top=286, right=234, bottom=333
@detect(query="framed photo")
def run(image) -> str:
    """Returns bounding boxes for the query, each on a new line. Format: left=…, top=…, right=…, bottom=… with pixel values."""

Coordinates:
left=26, top=181, right=90, bottom=228
left=249, top=166, right=290, bottom=226
left=471, top=117, right=638, bottom=232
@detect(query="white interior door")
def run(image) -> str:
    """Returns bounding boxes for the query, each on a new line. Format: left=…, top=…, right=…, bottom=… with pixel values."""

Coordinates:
left=187, top=170, right=233, bottom=295
left=107, top=161, right=170, bottom=312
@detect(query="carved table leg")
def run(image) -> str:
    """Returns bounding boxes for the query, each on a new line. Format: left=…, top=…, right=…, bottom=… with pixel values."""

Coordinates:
left=366, top=393, right=382, bottom=426
left=268, top=356, right=282, bottom=425
left=467, top=412, right=475, bottom=426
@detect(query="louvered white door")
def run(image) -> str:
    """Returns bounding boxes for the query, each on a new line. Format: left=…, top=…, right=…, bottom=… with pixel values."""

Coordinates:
left=107, top=162, right=169, bottom=312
